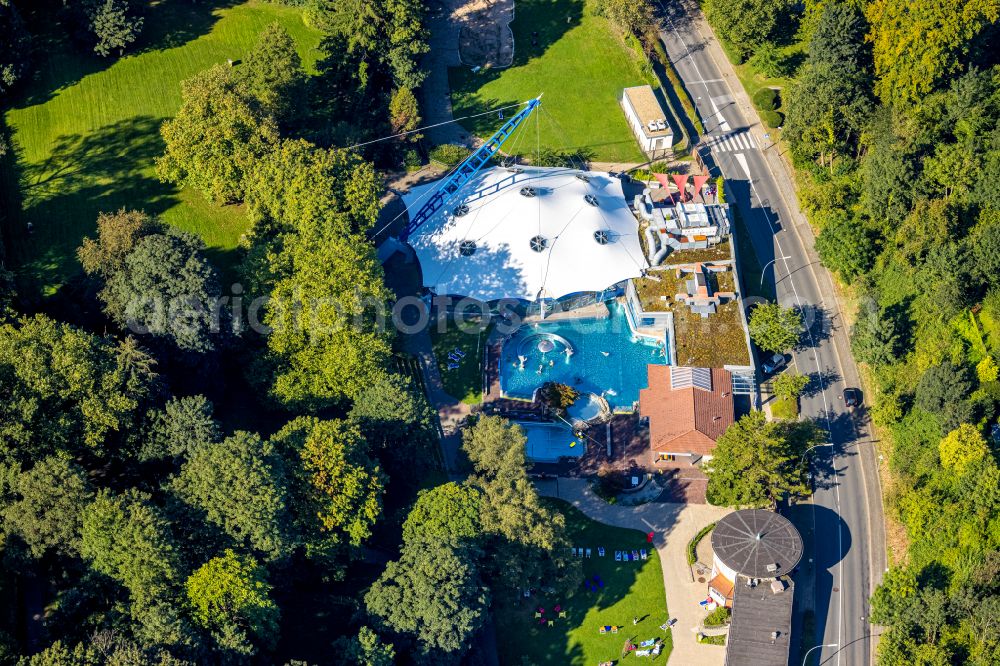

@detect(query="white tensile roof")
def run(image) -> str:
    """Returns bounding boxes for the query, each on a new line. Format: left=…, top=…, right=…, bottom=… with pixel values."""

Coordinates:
left=404, top=166, right=647, bottom=302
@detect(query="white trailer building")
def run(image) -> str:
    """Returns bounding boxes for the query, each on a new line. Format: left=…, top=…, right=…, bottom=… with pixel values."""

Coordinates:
left=620, top=85, right=673, bottom=156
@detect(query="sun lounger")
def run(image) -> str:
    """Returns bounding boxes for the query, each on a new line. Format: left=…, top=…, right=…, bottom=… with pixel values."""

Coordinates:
left=598, top=547, right=605, bottom=557
left=641, top=549, right=648, bottom=560
left=615, top=551, right=622, bottom=561
left=452, top=348, right=466, bottom=358
left=636, top=649, right=651, bottom=657
left=578, top=547, right=584, bottom=557
left=640, top=639, right=656, bottom=648
left=632, top=550, right=640, bottom=560
left=572, top=547, right=578, bottom=557
left=586, top=548, right=592, bottom=558
left=447, top=362, right=459, bottom=370
left=652, top=645, right=662, bottom=656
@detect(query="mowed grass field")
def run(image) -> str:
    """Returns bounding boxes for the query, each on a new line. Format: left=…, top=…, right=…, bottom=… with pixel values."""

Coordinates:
left=449, top=0, right=652, bottom=164
left=495, top=501, right=672, bottom=665
left=4, top=1, right=322, bottom=294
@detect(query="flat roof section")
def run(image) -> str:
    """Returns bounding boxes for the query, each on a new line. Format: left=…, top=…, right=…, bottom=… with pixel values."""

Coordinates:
left=712, top=509, right=803, bottom=578
left=725, top=576, right=795, bottom=666
left=623, top=85, right=671, bottom=139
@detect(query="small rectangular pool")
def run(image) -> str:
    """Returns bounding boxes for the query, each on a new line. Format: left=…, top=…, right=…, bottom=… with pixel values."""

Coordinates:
left=499, top=301, right=668, bottom=410
left=518, top=422, right=584, bottom=462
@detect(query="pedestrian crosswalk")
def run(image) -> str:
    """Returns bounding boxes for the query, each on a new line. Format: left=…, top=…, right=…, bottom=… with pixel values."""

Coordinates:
left=703, top=129, right=757, bottom=153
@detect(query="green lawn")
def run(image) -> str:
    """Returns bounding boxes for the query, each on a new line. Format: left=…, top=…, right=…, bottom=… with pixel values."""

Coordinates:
left=771, top=395, right=799, bottom=420
left=429, top=318, right=486, bottom=404
left=4, top=1, right=322, bottom=294
left=495, top=501, right=672, bottom=665
left=449, top=0, right=651, bottom=163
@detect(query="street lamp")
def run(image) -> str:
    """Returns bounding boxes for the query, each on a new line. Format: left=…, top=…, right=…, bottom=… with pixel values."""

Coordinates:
left=800, top=442, right=833, bottom=468
left=802, top=643, right=838, bottom=666
left=760, top=256, right=792, bottom=288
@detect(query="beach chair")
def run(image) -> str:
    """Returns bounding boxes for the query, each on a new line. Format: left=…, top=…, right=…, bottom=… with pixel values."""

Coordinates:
left=586, top=548, right=592, bottom=558
left=572, top=547, right=578, bottom=557
left=652, top=645, right=662, bottom=656
left=615, top=551, right=622, bottom=561
left=623, top=552, right=630, bottom=561
left=559, top=611, right=567, bottom=618
left=452, top=348, right=466, bottom=358
left=641, top=549, right=648, bottom=560
left=547, top=620, right=554, bottom=627
left=447, top=362, right=459, bottom=370
left=632, top=550, right=640, bottom=560
left=600, top=626, right=609, bottom=634
left=611, top=626, right=619, bottom=634
left=640, top=639, right=656, bottom=648
left=534, top=612, right=541, bottom=619
left=636, top=649, right=651, bottom=657
left=598, top=547, right=606, bottom=557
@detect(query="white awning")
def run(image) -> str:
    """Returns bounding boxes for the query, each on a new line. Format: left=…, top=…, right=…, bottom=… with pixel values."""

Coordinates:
left=403, top=166, right=647, bottom=302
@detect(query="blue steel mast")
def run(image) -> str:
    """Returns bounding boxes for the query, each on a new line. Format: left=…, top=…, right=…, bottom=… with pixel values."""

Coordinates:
left=400, top=95, right=542, bottom=242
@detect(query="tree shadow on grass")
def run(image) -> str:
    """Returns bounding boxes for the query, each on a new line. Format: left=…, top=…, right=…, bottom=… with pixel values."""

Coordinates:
left=18, top=116, right=179, bottom=295
left=14, top=0, right=243, bottom=110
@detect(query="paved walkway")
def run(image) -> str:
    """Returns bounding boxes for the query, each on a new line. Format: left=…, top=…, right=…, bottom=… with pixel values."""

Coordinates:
left=402, top=327, right=471, bottom=474
left=421, top=2, right=471, bottom=147
left=536, top=478, right=731, bottom=665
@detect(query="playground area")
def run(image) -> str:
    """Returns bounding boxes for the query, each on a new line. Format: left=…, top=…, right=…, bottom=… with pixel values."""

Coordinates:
left=495, top=501, right=672, bottom=664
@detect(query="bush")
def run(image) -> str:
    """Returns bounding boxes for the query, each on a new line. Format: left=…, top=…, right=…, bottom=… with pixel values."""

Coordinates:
left=719, top=37, right=745, bottom=65
left=403, top=149, right=422, bottom=170
left=761, top=110, right=784, bottom=129
left=704, top=606, right=731, bottom=627
left=752, top=87, right=779, bottom=112
left=716, top=176, right=727, bottom=203
left=429, top=143, right=471, bottom=166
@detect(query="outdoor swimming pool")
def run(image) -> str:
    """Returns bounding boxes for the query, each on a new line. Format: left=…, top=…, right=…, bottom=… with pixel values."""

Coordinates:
left=518, top=422, right=584, bottom=462
left=499, top=301, right=668, bottom=410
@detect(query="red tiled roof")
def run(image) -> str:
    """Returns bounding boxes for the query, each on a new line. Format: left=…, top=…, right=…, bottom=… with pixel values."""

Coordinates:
left=638, top=365, right=735, bottom=456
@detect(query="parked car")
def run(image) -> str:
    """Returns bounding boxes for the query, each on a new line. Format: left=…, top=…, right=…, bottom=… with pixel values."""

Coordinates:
left=762, top=353, right=787, bottom=375
left=843, top=388, right=861, bottom=409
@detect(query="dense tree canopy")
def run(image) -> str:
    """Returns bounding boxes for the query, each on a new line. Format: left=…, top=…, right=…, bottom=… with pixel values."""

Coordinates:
left=0, top=315, right=158, bottom=464
left=1, top=456, right=92, bottom=559
left=364, top=539, right=489, bottom=656
left=0, top=0, right=30, bottom=97
left=171, top=431, right=291, bottom=561
left=706, top=0, right=795, bottom=57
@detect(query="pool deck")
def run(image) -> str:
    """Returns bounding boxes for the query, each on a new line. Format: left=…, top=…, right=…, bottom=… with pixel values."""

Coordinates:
left=521, top=301, right=610, bottom=324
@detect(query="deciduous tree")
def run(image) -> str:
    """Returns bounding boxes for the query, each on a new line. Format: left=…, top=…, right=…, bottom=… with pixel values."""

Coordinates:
left=706, top=0, right=794, bottom=57
left=1, top=457, right=93, bottom=558
left=185, top=549, right=279, bottom=655
left=157, top=65, right=279, bottom=204
left=88, top=0, right=143, bottom=58
left=866, top=0, right=1000, bottom=107
left=0, top=315, right=157, bottom=464
left=102, top=229, right=224, bottom=353
left=172, top=432, right=291, bottom=560
left=0, top=0, right=30, bottom=97
left=748, top=302, right=802, bottom=353
left=915, top=362, right=974, bottom=432
left=705, top=411, right=811, bottom=507
left=939, top=424, right=989, bottom=475
left=365, top=539, right=488, bottom=656
left=402, top=482, right=482, bottom=546
left=142, top=395, right=220, bottom=461
left=272, top=417, right=384, bottom=549
left=80, top=489, right=181, bottom=608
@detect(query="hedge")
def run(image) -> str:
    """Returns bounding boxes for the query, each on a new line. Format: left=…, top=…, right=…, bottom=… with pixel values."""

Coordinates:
left=687, top=521, right=717, bottom=565
left=652, top=41, right=705, bottom=136
left=752, top=87, right=779, bottom=112
left=761, top=110, right=784, bottom=129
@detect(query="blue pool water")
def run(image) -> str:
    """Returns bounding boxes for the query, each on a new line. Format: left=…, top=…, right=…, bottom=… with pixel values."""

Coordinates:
left=518, top=422, right=584, bottom=462
left=499, top=301, right=668, bottom=410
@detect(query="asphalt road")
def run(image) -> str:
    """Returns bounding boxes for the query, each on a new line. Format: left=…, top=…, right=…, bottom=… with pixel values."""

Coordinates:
left=654, top=3, right=887, bottom=665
